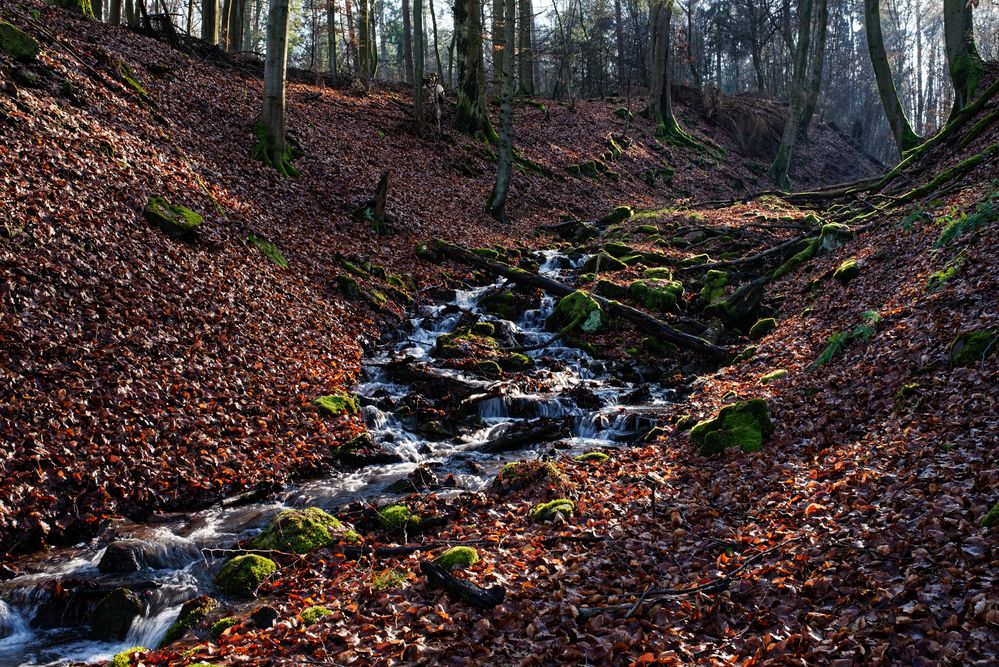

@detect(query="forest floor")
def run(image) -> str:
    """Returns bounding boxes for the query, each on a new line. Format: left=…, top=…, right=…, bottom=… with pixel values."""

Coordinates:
left=2, top=2, right=998, bottom=665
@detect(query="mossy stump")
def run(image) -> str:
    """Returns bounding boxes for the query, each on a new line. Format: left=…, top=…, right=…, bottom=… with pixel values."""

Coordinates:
left=689, top=399, right=774, bottom=456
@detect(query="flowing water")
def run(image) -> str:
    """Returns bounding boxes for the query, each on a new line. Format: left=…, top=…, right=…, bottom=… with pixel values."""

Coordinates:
left=0, top=250, right=679, bottom=665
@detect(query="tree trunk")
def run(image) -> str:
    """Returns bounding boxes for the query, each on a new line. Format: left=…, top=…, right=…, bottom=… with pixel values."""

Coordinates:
left=491, top=0, right=504, bottom=91
left=260, top=0, right=293, bottom=175
left=614, top=0, right=626, bottom=91
left=798, top=0, right=827, bottom=138
left=201, top=0, right=217, bottom=42
left=516, top=0, right=533, bottom=95
left=227, top=0, right=245, bottom=52
left=429, top=0, right=443, bottom=76
left=110, top=0, right=122, bottom=25
left=454, top=0, right=497, bottom=140
left=413, top=0, right=424, bottom=131
left=863, top=0, right=920, bottom=155
left=220, top=0, right=232, bottom=48
left=943, top=0, right=983, bottom=116
left=358, top=0, right=377, bottom=80
left=402, top=0, right=414, bottom=83
left=327, top=0, right=339, bottom=83
left=769, top=0, right=813, bottom=190
left=486, top=0, right=515, bottom=222
left=648, top=0, right=683, bottom=140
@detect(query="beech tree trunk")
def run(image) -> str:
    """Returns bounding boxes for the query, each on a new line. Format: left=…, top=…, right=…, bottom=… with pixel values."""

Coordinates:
left=648, top=0, right=680, bottom=139
left=798, top=0, right=827, bottom=138
left=614, top=0, right=626, bottom=91
left=516, top=0, right=533, bottom=95
left=491, top=0, right=504, bottom=91
left=769, top=0, right=813, bottom=190
left=429, top=0, right=443, bottom=76
left=413, top=0, right=424, bottom=131
left=455, top=0, right=497, bottom=140
left=110, top=0, right=122, bottom=25
left=402, top=0, right=414, bottom=83
left=327, top=0, right=339, bottom=83
left=487, top=0, right=515, bottom=222
left=201, top=0, right=217, bottom=42
left=864, top=0, right=920, bottom=155
left=943, top=0, right=983, bottom=116
left=261, top=0, right=291, bottom=172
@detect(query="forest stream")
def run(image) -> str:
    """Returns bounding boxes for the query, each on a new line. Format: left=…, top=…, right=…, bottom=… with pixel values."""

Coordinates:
left=0, top=249, right=683, bottom=665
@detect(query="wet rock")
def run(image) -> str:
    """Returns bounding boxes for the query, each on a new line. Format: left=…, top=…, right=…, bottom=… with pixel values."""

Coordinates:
left=386, top=465, right=440, bottom=493
left=161, top=595, right=217, bottom=646
left=252, top=604, right=280, bottom=628
left=98, top=535, right=200, bottom=573
left=92, top=587, right=144, bottom=641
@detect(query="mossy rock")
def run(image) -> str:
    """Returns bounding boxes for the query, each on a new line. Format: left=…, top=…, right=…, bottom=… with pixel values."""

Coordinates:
left=529, top=499, right=574, bottom=522
left=92, top=587, right=144, bottom=641
left=247, top=234, right=288, bottom=268
left=574, top=451, right=609, bottom=463
left=0, top=22, right=40, bottom=61
left=547, top=291, right=605, bottom=334
left=980, top=501, right=999, bottom=528
left=378, top=504, right=420, bottom=529
left=210, top=616, right=239, bottom=638
left=628, top=279, right=683, bottom=313
left=593, top=278, right=627, bottom=299
left=948, top=328, right=998, bottom=367
left=471, top=321, right=495, bottom=337
left=110, top=647, right=148, bottom=667
left=748, top=318, right=777, bottom=340
left=642, top=336, right=678, bottom=356
left=161, top=594, right=217, bottom=646
left=433, top=546, right=479, bottom=569
left=581, top=252, right=627, bottom=273
left=494, top=460, right=567, bottom=493
left=433, top=326, right=499, bottom=359
left=475, top=360, right=503, bottom=378
left=636, top=224, right=658, bottom=235
left=251, top=507, right=356, bottom=554
left=735, top=345, right=757, bottom=362
left=643, top=267, right=673, bottom=280
left=313, top=391, right=360, bottom=416
left=833, top=259, right=860, bottom=284
left=472, top=247, right=500, bottom=260
left=300, top=606, right=333, bottom=626
left=498, top=352, right=533, bottom=372
left=681, top=253, right=710, bottom=266
left=603, top=241, right=637, bottom=258
left=699, top=270, right=728, bottom=305
left=54, top=0, right=94, bottom=15
left=758, top=369, right=787, bottom=385
left=478, top=289, right=528, bottom=319
left=674, top=414, right=698, bottom=432
left=689, top=399, right=774, bottom=456
left=613, top=107, right=634, bottom=121
left=215, top=554, right=277, bottom=597
left=143, top=197, right=203, bottom=239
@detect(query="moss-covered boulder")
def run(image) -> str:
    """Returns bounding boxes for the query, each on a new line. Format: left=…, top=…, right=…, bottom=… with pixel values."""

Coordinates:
left=498, top=352, right=533, bottom=372
left=689, top=399, right=774, bottom=456
left=758, top=369, right=787, bottom=385
left=581, top=252, right=627, bottom=273
left=593, top=278, right=627, bottom=299
left=735, top=345, right=757, bottom=362
left=210, top=616, right=239, bottom=638
left=433, top=546, right=479, bottom=569
left=980, top=501, right=999, bottom=528
left=313, top=391, right=360, bottom=416
left=574, top=451, right=609, bottom=463
left=0, top=22, right=40, bottom=61
left=251, top=507, right=357, bottom=554
left=161, top=595, right=217, bottom=646
left=378, top=504, right=420, bottom=529
left=529, top=499, right=574, bottom=522
left=603, top=241, right=638, bottom=258
left=748, top=318, right=777, bottom=340
left=478, top=289, right=528, bottom=319
left=547, top=291, right=605, bottom=333
left=681, top=253, right=710, bottom=266
left=493, top=460, right=568, bottom=494
left=215, top=554, right=277, bottom=597
left=628, top=279, right=684, bottom=313
left=92, top=587, right=144, bottom=641
left=833, top=259, right=860, bottom=284
left=597, top=205, right=634, bottom=226
left=643, top=267, right=673, bottom=280
left=433, top=325, right=499, bottom=359
left=300, top=605, right=333, bottom=626
left=949, top=328, right=998, bottom=367
left=110, top=647, right=147, bottom=667
left=773, top=223, right=855, bottom=279
left=143, top=197, right=203, bottom=239
left=699, top=270, right=729, bottom=305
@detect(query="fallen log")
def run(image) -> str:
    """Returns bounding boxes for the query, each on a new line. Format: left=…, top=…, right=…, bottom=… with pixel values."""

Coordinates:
left=428, top=241, right=727, bottom=358
left=420, top=559, right=506, bottom=610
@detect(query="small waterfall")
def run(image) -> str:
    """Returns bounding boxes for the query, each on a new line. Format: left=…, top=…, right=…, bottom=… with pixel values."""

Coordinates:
left=0, top=600, right=31, bottom=647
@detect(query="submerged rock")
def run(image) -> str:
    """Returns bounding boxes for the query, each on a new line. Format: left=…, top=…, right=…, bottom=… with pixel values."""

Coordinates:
left=98, top=535, right=199, bottom=573
left=92, top=587, right=144, bottom=641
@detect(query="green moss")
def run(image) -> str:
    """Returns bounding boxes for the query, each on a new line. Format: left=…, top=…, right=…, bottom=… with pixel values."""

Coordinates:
left=597, top=205, right=634, bottom=226
left=934, top=197, right=997, bottom=248
left=143, top=197, right=203, bottom=238
left=53, top=0, right=94, bottom=15
left=300, top=606, right=333, bottom=626
left=699, top=270, right=728, bottom=304
left=773, top=224, right=855, bottom=279
left=758, top=369, right=788, bottom=385
left=478, top=290, right=519, bottom=318
left=251, top=508, right=355, bottom=554
left=833, top=260, right=860, bottom=284
left=809, top=312, right=881, bottom=370
left=735, top=345, right=757, bottom=362
left=568, top=159, right=612, bottom=178
left=111, top=647, right=148, bottom=667
left=433, top=546, right=479, bottom=569
left=434, top=327, right=499, bottom=358
left=681, top=253, right=710, bottom=266
left=689, top=399, right=773, bottom=456
left=674, top=414, right=698, bottom=431
left=210, top=616, right=238, bottom=638
left=592, top=278, right=626, bottom=299
left=313, top=392, right=360, bottom=416
left=949, top=328, right=998, bottom=367
left=246, top=234, right=288, bottom=268
left=637, top=224, right=658, bottom=234
left=476, top=360, right=503, bottom=377
left=773, top=238, right=818, bottom=279
left=117, top=62, right=149, bottom=98
left=471, top=321, right=495, bottom=336
left=748, top=318, right=777, bottom=340
left=251, top=122, right=300, bottom=177
left=574, top=451, right=609, bottom=462
left=642, top=336, right=678, bottom=356
left=378, top=504, right=420, bottom=529
left=980, top=501, right=999, bottom=528
left=472, top=247, right=500, bottom=260
left=0, top=22, right=40, bottom=61
left=529, top=498, right=575, bottom=522
left=547, top=291, right=605, bottom=334
left=628, top=279, right=684, bottom=313
left=925, top=256, right=964, bottom=291
left=643, top=267, right=673, bottom=280
left=498, top=460, right=564, bottom=484
left=581, top=252, right=627, bottom=273
left=604, top=241, right=637, bottom=258
left=161, top=595, right=218, bottom=646
left=215, top=555, right=277, bottom=597
left=498, top=352, right=533, bottom=371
